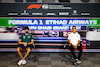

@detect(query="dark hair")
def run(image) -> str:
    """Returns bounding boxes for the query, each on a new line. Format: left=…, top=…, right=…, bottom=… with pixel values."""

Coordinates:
left=72, top=26, right=76, bottom=29
left=25, top=27, right=29, bottom=30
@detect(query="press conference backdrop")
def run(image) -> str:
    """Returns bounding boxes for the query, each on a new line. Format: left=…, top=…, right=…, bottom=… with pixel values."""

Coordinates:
left=0, top=18, right=100, bottom=49
left=0, top=3, right=100, bottom=52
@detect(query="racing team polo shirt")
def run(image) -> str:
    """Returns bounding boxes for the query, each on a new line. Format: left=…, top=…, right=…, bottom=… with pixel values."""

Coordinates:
left=68, top=32, right=81, bottom=45
left=20, top=33, right=34, bottom=43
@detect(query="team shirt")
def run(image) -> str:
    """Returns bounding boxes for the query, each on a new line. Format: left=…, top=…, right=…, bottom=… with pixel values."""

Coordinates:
left=68, top=32, right=81, bottom=45
left=20, top=33, right=34, bottom=43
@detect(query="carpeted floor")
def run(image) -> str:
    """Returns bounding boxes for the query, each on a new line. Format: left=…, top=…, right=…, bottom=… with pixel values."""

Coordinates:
left=0, top=52, right=100, bottom=67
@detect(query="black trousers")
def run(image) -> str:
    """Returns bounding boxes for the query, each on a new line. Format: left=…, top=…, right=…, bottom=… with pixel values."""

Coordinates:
left=69, top=44, right=83, bottom=60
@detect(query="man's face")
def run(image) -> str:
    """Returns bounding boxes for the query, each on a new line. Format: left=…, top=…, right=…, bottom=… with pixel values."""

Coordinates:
left=25, top=29, right=29, bottom=33
left=72, top=27, right=76, bottom=33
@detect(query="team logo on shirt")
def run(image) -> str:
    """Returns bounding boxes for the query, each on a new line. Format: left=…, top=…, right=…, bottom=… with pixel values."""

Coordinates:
left=23, top=36, right=26, bottom=39
left=28, top=36, right=30, bottom=38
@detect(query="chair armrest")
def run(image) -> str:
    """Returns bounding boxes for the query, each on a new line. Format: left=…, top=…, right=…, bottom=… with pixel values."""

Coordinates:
left=64, top=43, right=68, bottom=48
left=32, top=43, right=36, bottom=50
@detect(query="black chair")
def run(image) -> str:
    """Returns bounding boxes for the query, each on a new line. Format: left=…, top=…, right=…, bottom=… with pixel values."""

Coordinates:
left=31, top=43, right=39, bottom=62
left=20, top=43, right=38, bottom=63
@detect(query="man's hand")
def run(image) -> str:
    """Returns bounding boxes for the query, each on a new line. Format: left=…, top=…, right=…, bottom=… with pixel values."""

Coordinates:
left=72, top=44, right=78, bottom=49
left=74, top=41, right=80, bottom=49
left=23, top=42, right=27, bottom=46
left=74, top=45, right=78, bottom=49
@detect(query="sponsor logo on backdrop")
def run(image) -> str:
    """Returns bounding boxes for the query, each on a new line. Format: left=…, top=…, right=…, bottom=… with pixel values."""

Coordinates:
left=8, top=19, right=97, bottom=30
left=27, top=4, right=42, bottom=9
left=46, top=13, right=56, bottom=15
left=21, top=10, right=29, bottom=15
left=72, top=10, right=78, bottom=15
left=42, top=4, right=72, bottom=10
left=32, top=13, right=43, bottom=15
left=42, top=4, right=49, bottom=9
left=59, top=12, right=69, bottom=15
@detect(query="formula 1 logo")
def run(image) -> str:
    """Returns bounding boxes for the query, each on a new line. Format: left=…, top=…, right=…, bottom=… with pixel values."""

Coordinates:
left=27, top=4, right=42, bottom=9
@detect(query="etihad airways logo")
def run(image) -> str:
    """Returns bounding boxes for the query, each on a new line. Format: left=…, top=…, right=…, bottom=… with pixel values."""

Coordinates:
left=27, top=4, right=42, bottom=9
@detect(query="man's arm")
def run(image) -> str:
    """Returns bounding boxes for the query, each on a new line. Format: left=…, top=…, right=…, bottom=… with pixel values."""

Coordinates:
left=28, top=34, right=34, bottom=45
left=18, top=39, right=27, bottom=46
left=28, top=39, right=34, bottom=45
left=77, top=34, right=81, bottom=46
left=18, top=39, right=27, bottom=44
left=68, top=39, right=79, bottom=49
left=68, top=39, right=75, bottom=47
left=75, top=34, right=81, bottom=48
left=68, top=39, right=71, bottom=44
left=77, top=40, right=80, bottom=46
